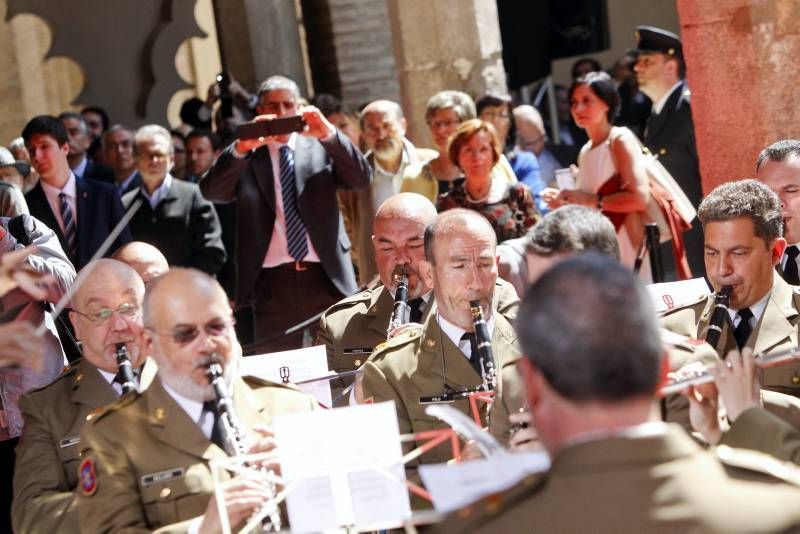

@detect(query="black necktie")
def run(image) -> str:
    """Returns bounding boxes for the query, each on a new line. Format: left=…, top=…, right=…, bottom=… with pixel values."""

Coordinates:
left=202, top=400, right=226, bottom=451
left=733, top=308, right=753, bottom=350
left=408, top=298, right=424, bottom=323
left=279, top=146, right=308, bottom=261
left=785, top=246, right=800, bottom=285
left=59, top=192, right=77, bottom=260
left=460, top=332, right=482, bottom=376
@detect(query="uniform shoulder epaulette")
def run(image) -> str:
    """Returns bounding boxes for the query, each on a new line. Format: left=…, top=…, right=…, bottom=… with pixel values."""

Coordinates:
left=25, top=362, right=79, bottom=396
left=372, top=324, right=423, bottom=357
left=452, top=473, right=546, bottom=523
left=659, top=293, right=708, bottom=317
left=323, top=288, right=376, bottom=314
left=242, top=374, right=303, bottom=392
left=716, top=445, right=800, bottom=486
left=86, top=391, right=139, bottom=425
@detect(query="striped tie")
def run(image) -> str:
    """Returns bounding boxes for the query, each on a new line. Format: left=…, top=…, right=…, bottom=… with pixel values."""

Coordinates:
left=279, top=146, right=308, bottom=261
left=59, top=192, right=76, bottom=260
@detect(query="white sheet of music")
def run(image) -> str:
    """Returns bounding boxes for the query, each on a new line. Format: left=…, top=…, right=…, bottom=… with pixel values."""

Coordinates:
left=241, top=345, right=332, bottom=407
left=419, top=451, right=551, bottom=513
left=273, top=401, right=411, bottom=532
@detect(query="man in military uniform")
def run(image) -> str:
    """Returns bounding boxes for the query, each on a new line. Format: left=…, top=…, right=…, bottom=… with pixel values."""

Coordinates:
left=661, top=180, right=800, bottom=397
left=429, top=254, right=800, bottom=533
left=12, top=258, right=155, bottom=532
left=360, top=209, right=520, bottom=470
left=318, top=193, right=519, bottom=405
left=756, top=140, right=800, bottom=286
left=634, top=25, right=704, bottom=277
left=77, top=268, right=317, bottom=532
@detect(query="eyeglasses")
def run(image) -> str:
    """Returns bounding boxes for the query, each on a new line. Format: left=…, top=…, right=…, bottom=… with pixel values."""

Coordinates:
left=427, top=119, right=460, bottom=130
left=480, top=111, right=510, bottom=121
left=72, top=302, right=139, bottom=324
left=148, top=318, right=236, bottom=345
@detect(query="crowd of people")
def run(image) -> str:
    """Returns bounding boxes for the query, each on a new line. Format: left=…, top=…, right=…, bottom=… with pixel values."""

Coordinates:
left=4, top=22, right=800, bottom=532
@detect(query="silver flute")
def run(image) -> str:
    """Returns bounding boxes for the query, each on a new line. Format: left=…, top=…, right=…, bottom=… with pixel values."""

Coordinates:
left=660, top=346, right=800, bottom=396
left=206, top=360, right=282, bottom=531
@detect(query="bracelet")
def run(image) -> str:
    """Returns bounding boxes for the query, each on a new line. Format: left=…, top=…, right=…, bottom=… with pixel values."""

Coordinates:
left=597, top=194, right=603, bottom=210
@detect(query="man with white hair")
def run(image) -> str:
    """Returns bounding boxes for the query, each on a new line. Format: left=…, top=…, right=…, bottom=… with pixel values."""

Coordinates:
left=122, top=124, right=225, bottom=275
left=512, top=105, right=577, bottom=186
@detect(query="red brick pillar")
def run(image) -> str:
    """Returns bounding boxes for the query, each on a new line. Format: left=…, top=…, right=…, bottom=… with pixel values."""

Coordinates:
left=676, top=0, right=800, bottom=193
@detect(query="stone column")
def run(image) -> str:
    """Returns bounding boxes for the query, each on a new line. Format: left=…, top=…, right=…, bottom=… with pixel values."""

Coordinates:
left=676, top=0, right=800, bottom=193
left=385, top=0, right=507, bottom=147
left=213, top=0, right=309, bottom=95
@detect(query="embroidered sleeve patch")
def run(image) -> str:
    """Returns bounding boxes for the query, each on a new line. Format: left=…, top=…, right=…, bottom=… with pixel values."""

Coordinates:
left=79, top=458, right=97, bottom=496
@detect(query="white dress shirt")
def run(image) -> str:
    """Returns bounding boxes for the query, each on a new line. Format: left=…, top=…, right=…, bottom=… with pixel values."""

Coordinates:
left=652, top=81, right=683, bottom=115
left=728, top=288, right=770, bottom=330
left=72, top=157, right=88, bottom=179
left=140, top=173, right=172, bottom=209
left=40, top=172, right=77, bottom=234
left=97, top=367, right=142, bottom=397
left=438, top=312, right=496, bottom=360
left=162, top=382, right=215, bottom=440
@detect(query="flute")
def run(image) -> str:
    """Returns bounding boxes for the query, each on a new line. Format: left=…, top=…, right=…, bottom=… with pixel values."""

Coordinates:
left=660, top=345, right=800, bottom=396
left=387, top=272, right=410, bottom=336
left=704, top=285, right=732, bottom=348
left=206, top=360, right=282, bottom=531
left=114, top=343, right=137, bottom=395
left=469, top=300, right=496, bottom=391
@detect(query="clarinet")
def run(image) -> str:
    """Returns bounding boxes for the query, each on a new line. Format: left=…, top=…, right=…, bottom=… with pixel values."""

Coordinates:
left=704, top=285, right=732, bottom=349
left=206, top=361, right=282, bottom=531
left=469, top=300, right=496, bottom=390
left=387, top=273, right=410, bottom=336
left=661, top=345, right=800, bottom=396
left=114, top=343, right=137, bottom=395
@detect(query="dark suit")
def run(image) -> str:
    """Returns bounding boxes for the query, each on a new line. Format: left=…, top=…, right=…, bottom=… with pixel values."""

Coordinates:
left=122, top=178, right=226, bottom=275
left=201, top=131, right=371, bottom=350
left=25, top=176, right=132, bottom=270
left=643, top=81, right=704, bottom=277
left=80, top=160, right=115, bottom=185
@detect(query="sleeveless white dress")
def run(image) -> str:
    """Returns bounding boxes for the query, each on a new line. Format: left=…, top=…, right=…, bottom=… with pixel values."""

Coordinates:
left=576, top=135, right=651, bottom=282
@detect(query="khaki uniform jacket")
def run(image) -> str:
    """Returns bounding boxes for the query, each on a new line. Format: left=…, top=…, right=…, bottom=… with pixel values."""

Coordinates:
left=77, top=375, right=316, bottom=533
left=318, top=278, right=520, bottom=379
left=426, top=426, right=800, bottom=533
left=361, top=311, right=520, bottom=467
left=12, top=358, right=156, bottom=534
left=721, top=406, right=800, bottom=464
left=661, top=273, right=800, bottom=396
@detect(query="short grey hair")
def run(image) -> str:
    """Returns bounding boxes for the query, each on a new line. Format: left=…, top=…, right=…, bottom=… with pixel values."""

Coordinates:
left=424, top=91, right=476, bottom=123
left=756, top=139, right=800, bottom=172
left=526, top=205, right=620, bottom=260
left=257, top=75, right=301, bottom=101
left=133, top=124, right=173, bottom=155
left=698, top=179, right=783, bottom=244
left=100, top=124, right=134, bottom=151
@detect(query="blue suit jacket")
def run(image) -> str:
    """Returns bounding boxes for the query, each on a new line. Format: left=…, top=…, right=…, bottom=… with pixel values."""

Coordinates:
left=25, top=176, right=132, bottom=270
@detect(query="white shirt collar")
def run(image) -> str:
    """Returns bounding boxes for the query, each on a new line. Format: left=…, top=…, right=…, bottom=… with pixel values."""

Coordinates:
left=162, top=381, right=205, bottom=426
left=40, top=172, right=77, bottom=198
left=652, top=81, right=683, bottom=115
left=267, top=133, right=298, bottom=153
left=437, top=311, right=496, bottom=359
left=119, top=170, right=139, bottom=191
left=728, top=285, right=771, bottom=327
left=73, top=156, right=89, bottom=178
left=141, top=173, right=173, bottom=208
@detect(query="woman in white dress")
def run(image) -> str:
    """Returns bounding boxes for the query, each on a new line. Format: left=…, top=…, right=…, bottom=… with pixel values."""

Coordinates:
left=544, top=72, right=651, bottom=278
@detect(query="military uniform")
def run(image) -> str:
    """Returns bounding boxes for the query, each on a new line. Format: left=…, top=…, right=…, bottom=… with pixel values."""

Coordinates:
left=661, top=273, right=800, bottom=396
left=77, top=375, right=316, bottom=532
left=317, top=278, right=520, bottom=403
left=12, top=357, right=156, bottom=534
left=361, top=311, right=520, bottom=467
left=426, top=425, right=800, bottom=533
left=722, top=407, right=800, bottom=465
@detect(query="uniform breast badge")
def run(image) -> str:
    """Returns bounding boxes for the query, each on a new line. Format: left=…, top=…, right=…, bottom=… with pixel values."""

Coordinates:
left=79, top=458, right=98, bottom=495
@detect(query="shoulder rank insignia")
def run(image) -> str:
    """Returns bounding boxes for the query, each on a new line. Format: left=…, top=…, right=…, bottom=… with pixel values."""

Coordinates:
left=79, top=458, right=98, bottom=495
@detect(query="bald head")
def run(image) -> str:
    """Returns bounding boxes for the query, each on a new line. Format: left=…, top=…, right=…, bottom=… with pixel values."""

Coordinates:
left=513, top=105, right=546, bottom=155
left=70, top=259, right=145, bottom=371
left=112, top=241, right=169, bottom=284
left=143, top=268, right=228, bottom=328
left=424, top=209, right=497, bottom=265
left=361, top=99, right=404, bottom=123
left=374, top=192, right=437, bottom=228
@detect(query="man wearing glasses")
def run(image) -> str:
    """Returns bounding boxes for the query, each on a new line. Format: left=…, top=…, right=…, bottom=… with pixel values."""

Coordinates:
left=12, top=258, right=153, bottom=533
left=78, top=268, right=316, bottom=532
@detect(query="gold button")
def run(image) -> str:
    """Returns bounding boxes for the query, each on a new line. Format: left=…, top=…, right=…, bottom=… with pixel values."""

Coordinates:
left=75, top=373, right=83, bottom=382
left=354, top=359, right=362, bottom=367
left=659, top=148, right=667, bottom=156
left=792, top=376, right=800, bottom=385
left=160, top=487, right=171, bottom=498
left=155, top=408, right=166, bottom=421
left=425, top=339, right=436, bottom=348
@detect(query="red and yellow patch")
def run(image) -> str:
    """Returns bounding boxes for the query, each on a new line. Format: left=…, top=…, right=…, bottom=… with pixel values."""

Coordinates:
left=79, top=458, right=97, bottom=496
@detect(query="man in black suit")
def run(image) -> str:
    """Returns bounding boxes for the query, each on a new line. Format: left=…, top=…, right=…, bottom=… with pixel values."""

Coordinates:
left=123, top=124, right=225, bottom=276
left=58, top=112, right=115, bottom=185
left=201, top=75, right=371, bottom=352
left=22, top=115, right=132, bottom=271
left=633, top=26, right=704, bottom=277
left=102, top=125, right=141, bottom=195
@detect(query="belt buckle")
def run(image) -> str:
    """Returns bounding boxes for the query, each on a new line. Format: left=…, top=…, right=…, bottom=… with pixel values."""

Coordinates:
left=294, top=260, right=307, bottom=272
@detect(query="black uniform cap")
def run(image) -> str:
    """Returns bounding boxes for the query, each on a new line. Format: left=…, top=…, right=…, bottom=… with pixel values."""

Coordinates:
left=634, top=25, right=683, bottom=59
